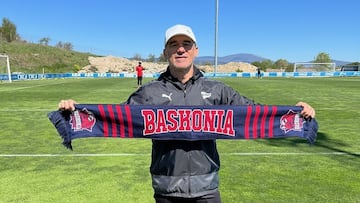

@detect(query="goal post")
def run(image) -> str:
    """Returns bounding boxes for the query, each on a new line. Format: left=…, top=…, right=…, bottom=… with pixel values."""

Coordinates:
left=0, top=54, right=12, bottom=83
left=294, top=62, right=336, bottom=72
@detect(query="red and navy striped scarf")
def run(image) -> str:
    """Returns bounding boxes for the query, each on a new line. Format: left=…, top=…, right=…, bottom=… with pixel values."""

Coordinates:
left=48, top=104, right=318, bottom=150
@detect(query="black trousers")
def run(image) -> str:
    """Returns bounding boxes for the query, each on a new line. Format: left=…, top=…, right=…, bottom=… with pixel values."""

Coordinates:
left=154, top=191, right=221, bottom=203
left=137, top=76, right=143, bottom=86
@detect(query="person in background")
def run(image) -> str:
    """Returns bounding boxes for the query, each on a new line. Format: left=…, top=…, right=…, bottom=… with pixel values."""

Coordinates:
left=58, top=24, right=316, bottom=203
left=257, top=67, right=261, bottom=78
left=135, top=61, right=144, bottom=87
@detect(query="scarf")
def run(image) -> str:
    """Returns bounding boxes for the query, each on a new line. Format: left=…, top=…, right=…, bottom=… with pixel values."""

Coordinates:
left=48, top=104, right=318, bottom=150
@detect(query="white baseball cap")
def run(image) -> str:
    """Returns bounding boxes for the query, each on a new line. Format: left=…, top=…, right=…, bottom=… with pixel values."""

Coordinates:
left=164, top=24, right=197, bottom=46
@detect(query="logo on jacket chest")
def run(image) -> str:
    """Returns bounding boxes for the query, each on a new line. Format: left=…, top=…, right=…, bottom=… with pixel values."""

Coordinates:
left=201, top=91, right=211, bottom=99
left=161, top=93, right=173, bottom=101
left=160, top=91, right=212, bottom=102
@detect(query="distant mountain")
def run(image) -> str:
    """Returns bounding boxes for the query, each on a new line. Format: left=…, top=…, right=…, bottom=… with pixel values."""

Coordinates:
left=195, top=53, right=268, bottom=65
left=195, top=53, right=352, bottom=66
left=331, top=60, right=351, bottom=66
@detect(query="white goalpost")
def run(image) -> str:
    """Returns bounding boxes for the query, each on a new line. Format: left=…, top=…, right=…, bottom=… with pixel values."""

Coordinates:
left=293, top=62, right=336, bottom=72
left=0, top=54, right=12, bottom=83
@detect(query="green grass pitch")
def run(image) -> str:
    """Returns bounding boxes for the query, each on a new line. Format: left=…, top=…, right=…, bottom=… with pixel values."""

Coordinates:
left=0, top=77, right=359, bottom=202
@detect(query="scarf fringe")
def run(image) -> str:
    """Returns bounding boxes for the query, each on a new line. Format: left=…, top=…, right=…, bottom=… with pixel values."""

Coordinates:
left=48, top=111, right=73, bottom=150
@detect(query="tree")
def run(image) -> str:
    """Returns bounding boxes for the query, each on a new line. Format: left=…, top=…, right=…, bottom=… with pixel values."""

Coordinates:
left=252, top=59, right=274, bottom=71
left=55, top=41, right=73, bottom=50
left=314, top=52, right=332, bottom=63
left=158, top=53, right=167, bottom=62
left=133, top=53, right=142, bottom=61
left=263, top=59, right=275, bottom=70
left=63, top=42, right=73, bottom=51
left=55, top=41, right=63, bottom=49
left=274, top=59, right=289, bottom=71
left=312, top=52, right=334, bottom=71
left=39, top=37, right=51, bottom=45
left=147, top=54, right=156, bottom=62
left=1, top=18, right=19, bottom=42
left=284, top=63, right=294, bottom=72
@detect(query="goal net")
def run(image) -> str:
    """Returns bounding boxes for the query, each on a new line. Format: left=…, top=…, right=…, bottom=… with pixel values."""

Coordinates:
left=293, top=62, right=336, bottom=72
left=0, top=54, right=12, bottom=83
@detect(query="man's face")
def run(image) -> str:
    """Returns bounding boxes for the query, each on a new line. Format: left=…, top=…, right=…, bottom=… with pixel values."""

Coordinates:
left=163, top=35, right=198, bottom=70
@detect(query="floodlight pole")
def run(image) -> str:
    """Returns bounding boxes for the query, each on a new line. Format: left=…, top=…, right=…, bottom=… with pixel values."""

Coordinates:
left=214, top=0, right=218, bottom=75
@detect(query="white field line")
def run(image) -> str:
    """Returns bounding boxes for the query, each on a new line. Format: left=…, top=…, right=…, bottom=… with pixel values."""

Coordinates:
left=0, top=82, right=67, bottom=92
left=0, top=84, right=47, bottom=92
left=225, top=152, right=360, bottom=156
left=0, top=153, right=150, bottom=157
left=0, top=152, right=359, bottom=157
left=0, top=109, right=54, bottom=112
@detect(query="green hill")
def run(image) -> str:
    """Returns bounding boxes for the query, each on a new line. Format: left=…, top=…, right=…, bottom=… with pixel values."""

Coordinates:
left=0, top=41, right=98, bottom=73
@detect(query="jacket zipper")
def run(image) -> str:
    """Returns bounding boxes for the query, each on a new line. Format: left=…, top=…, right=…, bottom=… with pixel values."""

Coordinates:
left=183, top=83, right=187, bottom=98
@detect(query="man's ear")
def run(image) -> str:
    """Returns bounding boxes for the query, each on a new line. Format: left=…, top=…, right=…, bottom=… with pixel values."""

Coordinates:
left=194, top=46, right=199, bottom=57
left=163, top=49, right=168, bottom=58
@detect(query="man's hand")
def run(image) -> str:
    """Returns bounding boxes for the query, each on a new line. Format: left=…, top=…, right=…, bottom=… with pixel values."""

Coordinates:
left=58, top=99, right=78, bottom=111
left=296, top=101, right=316, bottom=119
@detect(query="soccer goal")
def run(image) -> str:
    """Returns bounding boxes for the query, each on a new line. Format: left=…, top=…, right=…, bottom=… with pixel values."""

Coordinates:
left=0, top=54, right=12, bottom=83
left=293, top=62, right=336, bottom=72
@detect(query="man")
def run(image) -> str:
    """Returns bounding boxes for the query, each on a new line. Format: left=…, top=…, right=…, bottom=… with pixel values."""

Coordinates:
left=135, top=62, right=144, bottom=87
left=58, top=24, right=315, bottom=203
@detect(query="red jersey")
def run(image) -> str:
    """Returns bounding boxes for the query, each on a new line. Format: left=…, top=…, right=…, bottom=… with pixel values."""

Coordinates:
left=136, top=65, right=144, bottom=77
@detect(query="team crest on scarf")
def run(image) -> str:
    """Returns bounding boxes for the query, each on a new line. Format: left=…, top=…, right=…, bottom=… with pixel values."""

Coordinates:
left=70, top=108, right=96, bottom=132
left=280, top=110, right=304, bottom=133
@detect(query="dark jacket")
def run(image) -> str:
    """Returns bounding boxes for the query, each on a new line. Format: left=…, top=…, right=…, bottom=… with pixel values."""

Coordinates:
left=126, top=66, right=254, bottom=198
